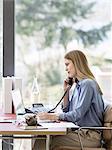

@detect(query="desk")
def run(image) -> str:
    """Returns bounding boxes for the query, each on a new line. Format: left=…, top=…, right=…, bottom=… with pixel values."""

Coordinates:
left=0, top=123, right=67, bottom=135
left=0, top=122, right=66, bottom=150
left=0, top=113, right=78, bottom=150
left=0, top=121, right=78, bottom=150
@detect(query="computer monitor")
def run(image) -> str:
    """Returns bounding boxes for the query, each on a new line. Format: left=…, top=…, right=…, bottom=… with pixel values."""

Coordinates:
left=11, top=89, right=26, bottom=115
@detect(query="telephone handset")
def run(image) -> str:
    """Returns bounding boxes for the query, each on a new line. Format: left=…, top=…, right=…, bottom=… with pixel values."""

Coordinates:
left=68, top=77, right=79, bottom=85
left=68, top=77, right=73, bottom=86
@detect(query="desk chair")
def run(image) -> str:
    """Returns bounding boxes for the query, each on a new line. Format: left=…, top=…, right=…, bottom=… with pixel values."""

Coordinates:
left=53, top=127, right=107, bottom=150
left=53, top=104, right=112, bottom=150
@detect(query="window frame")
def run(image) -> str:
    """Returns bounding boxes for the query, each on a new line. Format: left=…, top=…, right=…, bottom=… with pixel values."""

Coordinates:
left=3, top=0, right=15, bottom=77
left=2, top=1, right=14, bottom=148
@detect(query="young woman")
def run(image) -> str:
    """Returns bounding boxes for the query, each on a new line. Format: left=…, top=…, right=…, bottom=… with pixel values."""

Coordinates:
left=36, top=50, right=104, bottom=150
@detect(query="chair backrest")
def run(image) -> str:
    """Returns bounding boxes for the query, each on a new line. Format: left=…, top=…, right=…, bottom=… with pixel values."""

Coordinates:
left=103, top=104, right=112, bottom=149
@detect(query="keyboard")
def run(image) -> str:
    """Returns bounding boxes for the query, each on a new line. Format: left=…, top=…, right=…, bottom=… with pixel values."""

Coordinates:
left=31, top=106, right=50, bottom=113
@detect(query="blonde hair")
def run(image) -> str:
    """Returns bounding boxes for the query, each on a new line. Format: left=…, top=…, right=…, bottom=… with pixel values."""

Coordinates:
left=64, top=50, right=103, bottom=94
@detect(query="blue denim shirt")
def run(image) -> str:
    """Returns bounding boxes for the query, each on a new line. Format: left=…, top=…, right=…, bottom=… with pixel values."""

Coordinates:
left=59, top=78, right=104, bottom=127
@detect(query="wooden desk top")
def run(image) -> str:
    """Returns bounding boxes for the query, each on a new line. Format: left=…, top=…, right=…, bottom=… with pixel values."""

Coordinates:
left=0, top=113, right=77, bottom=136
left=0, top=123, right=66, bottom=135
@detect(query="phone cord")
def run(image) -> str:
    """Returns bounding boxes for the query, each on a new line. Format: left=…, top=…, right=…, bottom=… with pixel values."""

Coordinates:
left=48, top=87, right=69, bottom=113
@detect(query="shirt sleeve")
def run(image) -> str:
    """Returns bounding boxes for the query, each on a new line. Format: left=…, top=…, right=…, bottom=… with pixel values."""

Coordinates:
left=61, top=101, right=70, bottom=112
left=59, top=81, right=94, bottom=123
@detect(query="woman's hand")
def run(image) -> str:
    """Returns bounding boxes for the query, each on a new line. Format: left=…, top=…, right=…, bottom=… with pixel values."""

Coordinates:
left=36, top=112, right=59, bottom=122
left=64, top=78, right=70, bottom=91
left=63, top=78, right=73, bottom=108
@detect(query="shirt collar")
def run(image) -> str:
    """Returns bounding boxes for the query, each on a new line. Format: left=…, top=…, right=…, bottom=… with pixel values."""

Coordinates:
left=75, top=78, right=86, bottom=89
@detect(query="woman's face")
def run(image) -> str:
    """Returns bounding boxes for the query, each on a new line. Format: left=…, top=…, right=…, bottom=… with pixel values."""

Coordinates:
left=64, top=58, right=76, bottom=78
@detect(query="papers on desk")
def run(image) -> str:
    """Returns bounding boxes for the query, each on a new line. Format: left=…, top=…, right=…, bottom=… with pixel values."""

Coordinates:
left=39, top=121, right=78, bottom=128
left=15, top=119, right=78, bottom=130
left=38, top=119, right=56, bottom=123
left=19, top=125, right=48, bottom=130
left=18, top=122, right=78, bottom=130
left=0, top=116, right=16, bottom=123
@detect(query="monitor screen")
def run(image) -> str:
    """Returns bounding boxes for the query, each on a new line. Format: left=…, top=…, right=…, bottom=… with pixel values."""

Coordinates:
left=11, top=89, right=26, bottom=115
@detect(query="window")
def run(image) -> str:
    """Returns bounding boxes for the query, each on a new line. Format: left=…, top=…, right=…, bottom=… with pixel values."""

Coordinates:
left=15, top=0, right=112, bottom=108
left=0, top=0, right=3, bottom=107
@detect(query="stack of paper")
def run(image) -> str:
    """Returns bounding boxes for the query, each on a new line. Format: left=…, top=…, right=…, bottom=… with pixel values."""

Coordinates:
left=2, top=77, right=22, bottom=114
left=2, top=77, right=12, bottom=113
left=12, top=77, right=22, bottom=93
left=19, top=124, right=48, bottom=130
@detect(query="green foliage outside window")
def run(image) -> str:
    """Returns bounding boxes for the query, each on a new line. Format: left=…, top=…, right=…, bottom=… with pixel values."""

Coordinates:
left=16, top=0, right=111, bottom=50
left=15, top=0, right=112, bottom=104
